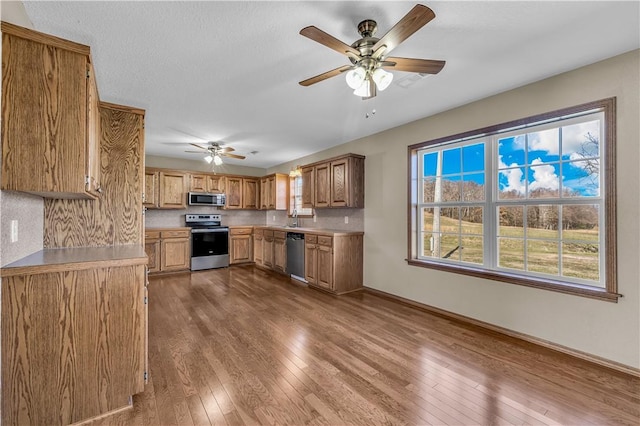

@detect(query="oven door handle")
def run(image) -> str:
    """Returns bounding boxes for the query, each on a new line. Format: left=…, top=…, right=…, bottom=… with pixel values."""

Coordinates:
left=191, top=228, right=229, bottom=234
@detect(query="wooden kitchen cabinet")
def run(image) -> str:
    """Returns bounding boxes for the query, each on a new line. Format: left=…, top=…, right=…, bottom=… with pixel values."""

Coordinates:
left=159, top=171, right=188, bottom=209
left=0, top=247, right=148, bottom=425
left=230, top=227, right=253, bottom=264
left=144, top=169, right=159, bottom=208
left=301, top=154, right=365, bottom=209
left=304, top=232, right=363, bottom=294
left=243, top=178, right=260, bottom=209
left=225, top=176, right=243, bottom=209
left=263, top=230, right=274, bottom=268
left=189, top=173, right=225, bottom=193
left=273, top=230, right=287, bottom=273
left=1, top=22, right=101, bottom=199
left=253, top=229, right=264, bottom=265
left=314, top=163, right=331, bottom=208
left=301, top=166, right=315, bottom=208
left=146, top=228, right=190, bottom=274
left=260, top=173, right=289, bottom=210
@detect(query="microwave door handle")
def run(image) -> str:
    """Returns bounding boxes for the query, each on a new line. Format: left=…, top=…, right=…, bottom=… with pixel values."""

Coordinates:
left=191, top=228, right=229, bottom=234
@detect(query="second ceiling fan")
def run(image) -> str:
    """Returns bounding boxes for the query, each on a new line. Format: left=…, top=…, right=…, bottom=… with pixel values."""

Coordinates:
left=299, top=4, right=445, bottom=99
left=185, top=142, right=246, bottom=165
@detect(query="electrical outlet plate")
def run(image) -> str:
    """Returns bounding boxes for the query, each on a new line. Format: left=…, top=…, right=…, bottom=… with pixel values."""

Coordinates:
left=10, top=220, right=18, bottom=243
left=344, top=216, right=349, bottom=224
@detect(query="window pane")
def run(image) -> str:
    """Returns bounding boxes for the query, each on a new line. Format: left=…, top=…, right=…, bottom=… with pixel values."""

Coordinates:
left=528, top=163, right=560, bottom=198
left=562, top=120, right=600, bottom=161
left=499, top=206, right=524, bottom=237
left=498, top=167, right=525, bottom=199
left=562, top=205, right=599, bottom=242
left=441, top=234, right=461, bottom=260
left=526, top=205, right=559, bottom=239
left=563, top=160, right=600, bottom=197
left=498, top=135, right=525, bottom=167
left=527, top=128, right=559, bottom=164
left=422, top=208, right=435, bottom=232
left=423, top=177, right=436, bottom=202
left=562, top=243, right=600, bottom=283
left=441, top=177, right=461, bottom=202
left=498, top=238, right=525, bottom=270
left=422, top=233, right=438, bottom=258
left=440, top=207, right=460, bottom=233
left=462, top=143, right=484, bottom=172
left=461, top=236, right=483, bottom=264
left=527, top=240, right=559, bottom=275
left=423, top=152, right=438, bottom=177
left=461, top=207, right=483, bottom=235
left=462, top=173, right=485, bottom=201
left=442, top=148, right=461, bottom=175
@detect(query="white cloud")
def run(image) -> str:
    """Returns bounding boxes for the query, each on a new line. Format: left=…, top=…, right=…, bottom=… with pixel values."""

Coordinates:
left=561, top=120, right=599, bottom=157
left=529, top=158, right=559, bottom=191
left=499, top=166, right=525, bottom=193
left=528, top=128, right=559, bottom=154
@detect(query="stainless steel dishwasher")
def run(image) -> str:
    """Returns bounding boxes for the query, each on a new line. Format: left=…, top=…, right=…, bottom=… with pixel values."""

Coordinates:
left=286, top=232, right=306, bottom=282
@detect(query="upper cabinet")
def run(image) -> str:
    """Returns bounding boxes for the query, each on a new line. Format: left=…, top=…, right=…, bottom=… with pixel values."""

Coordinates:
left=243, top=178, right=259, bottom=209
left=189, top=173, right=225, bottom=193
left=260, top=173, right=288, bottom=210
left=1, top=22, right=100, bottom=199
left=225, top=176, right=243, bottom=209
left=302, top=154, right=365, bottom=209
left=144, top=168, right=187, bottom=209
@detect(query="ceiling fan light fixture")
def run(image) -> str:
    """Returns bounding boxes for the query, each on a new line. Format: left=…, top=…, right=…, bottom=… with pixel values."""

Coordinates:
left=345, top=66, right=366, bottom=90
left=204, top=154, right=213, bottom=164
left=372, top=68, right=393, bottom=91
left=213, top=154, right=223, bottom=166
left=353, top=78, right=371, bottom=97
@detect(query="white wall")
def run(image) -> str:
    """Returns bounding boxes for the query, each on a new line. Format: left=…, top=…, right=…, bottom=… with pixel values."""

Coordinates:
left=270, top=50, right=640, bottom=369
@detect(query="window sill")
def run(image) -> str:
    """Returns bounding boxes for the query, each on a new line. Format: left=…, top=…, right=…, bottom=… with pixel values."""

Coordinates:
left=406, top=258, right=621, bottom=302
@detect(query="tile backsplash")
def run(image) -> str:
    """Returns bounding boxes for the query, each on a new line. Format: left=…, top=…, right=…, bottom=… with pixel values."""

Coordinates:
left=145, top=207, right=364, bottom=232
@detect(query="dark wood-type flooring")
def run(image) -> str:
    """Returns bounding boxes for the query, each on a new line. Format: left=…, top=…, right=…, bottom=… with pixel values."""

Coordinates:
left=95, top=265, right=639, bottom=425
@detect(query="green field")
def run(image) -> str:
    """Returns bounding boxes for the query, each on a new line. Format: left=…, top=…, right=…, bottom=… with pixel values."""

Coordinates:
left=422, top=213, right=599, bottom=282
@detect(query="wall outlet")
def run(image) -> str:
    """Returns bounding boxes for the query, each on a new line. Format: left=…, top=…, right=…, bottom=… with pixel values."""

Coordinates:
left=272, top=215, right=275, bottom=222
left=344, top=216, right=349, bottom=224
left=313, top=215, right=317, bottom=223
left=10, top=220, right=18, bottom=243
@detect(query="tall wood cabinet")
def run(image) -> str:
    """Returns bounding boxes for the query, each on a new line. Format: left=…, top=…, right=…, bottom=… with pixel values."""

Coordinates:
left=1, top=22, right=101, bottom=199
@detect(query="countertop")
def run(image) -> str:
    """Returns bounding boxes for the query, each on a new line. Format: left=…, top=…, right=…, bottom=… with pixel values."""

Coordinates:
left=252, top=225, right=364, bottom=236
left=1, top=244, right=148, bottom=277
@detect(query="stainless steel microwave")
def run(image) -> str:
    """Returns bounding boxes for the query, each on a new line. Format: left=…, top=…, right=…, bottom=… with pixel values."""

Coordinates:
left=188, top=192, right=226, bottom=206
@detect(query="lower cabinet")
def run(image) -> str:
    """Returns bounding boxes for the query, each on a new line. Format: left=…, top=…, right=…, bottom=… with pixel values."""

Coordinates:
left=145, top=228, right=190, bottom=274
left=254, top=228, right=263, bottom=265
left=263, top=230, right=274, bottom=268
left=1, top=249, right=147, bottom=425
left=273, top=231, right=287, bottom=273
left=230, top=227, right=253, bottom=264
left=305, top=233, right=363, bottom=294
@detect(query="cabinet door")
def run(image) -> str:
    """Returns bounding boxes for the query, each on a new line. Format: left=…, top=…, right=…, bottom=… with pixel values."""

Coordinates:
left=159, top=172, right=187, bottom=209
left=301, top=167, right=315, bottom=208
left=317, top=244, right=334, bottom=290
left=161, top=238, right=190, bottom=271
left=144, top=170, right=159, bottom=208
left=190, top=174, right=208, bottom=192
left=267, top=176, right=276, bottom=209
left=304, top=242, right=318, bottom=285
left=230, top=235, right=252, bottom=264
left=263, top=234, right=274, bottom=268
left=145, top=239, right=160, bottom=273
left=330, top=159, right=349, bottom=208
left=85, top=63, right=101, bottom=196
left=208, top=175, right=225, bottom=193
left=225, top=177, right=243, bottom=209
left=314, top=163, right=330, bottom=208
left=254, top=234, right=263, bottom=264
left=243, top=178, right=259, bottom=209
left=274, top=237, right=287, bottom=273
left=260, top=178, right=268, bottom=209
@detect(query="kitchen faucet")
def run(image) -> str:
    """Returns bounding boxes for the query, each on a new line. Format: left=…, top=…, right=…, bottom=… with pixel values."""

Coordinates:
left=292, top=209, right=298, bottom=228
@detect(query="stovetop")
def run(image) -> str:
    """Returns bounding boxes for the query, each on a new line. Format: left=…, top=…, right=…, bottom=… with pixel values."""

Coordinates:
left=185, top=214, right=225, bottom=228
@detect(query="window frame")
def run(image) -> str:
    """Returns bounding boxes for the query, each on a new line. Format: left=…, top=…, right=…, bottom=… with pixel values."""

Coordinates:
left=407, top=98, right=618, bottom=302
left=288, top=175, right=314, bottom=218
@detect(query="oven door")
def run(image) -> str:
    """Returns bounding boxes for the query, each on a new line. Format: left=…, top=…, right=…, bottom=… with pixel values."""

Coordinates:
left=191, top=228, right=229, bottom=257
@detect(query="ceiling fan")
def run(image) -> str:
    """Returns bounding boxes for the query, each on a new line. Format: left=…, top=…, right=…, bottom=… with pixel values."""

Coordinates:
left=299, top=4, right=445, bottom=99
left=185, top=142, right=246, bottom=165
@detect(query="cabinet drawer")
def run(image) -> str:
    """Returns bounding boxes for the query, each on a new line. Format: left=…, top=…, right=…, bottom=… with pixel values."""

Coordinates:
left=274, top=231, right=286, bottom=240
left=145, top=230, right=160, bottom=240
left=318, top=235, right=333, bottom=247
left=161, top=229, right=190, bottom=239
left=230, top=227, right=253, bottom=236
left=306, top=234, right=318, bottom=244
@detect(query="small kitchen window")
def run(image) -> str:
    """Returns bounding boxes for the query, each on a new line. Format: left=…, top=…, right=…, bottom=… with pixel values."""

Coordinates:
left=407, top=98, right=618, bottom=301
left=289, top=175, right=313, bottom=217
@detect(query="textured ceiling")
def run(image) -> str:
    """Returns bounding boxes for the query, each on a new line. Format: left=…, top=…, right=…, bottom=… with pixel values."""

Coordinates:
left=21, top=1, right=640, bottom=169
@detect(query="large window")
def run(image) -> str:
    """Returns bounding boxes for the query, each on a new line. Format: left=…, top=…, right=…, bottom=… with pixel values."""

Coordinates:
left=408, top=98, right=617, bottom=301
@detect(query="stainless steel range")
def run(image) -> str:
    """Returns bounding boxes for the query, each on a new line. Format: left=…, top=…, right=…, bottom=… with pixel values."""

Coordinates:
left=185, top=214, right=229, bottom=270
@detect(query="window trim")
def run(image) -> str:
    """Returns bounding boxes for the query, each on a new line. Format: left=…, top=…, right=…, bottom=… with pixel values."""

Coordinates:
left=407, top=98, right=619, bottom=302
left=288, top=175, right=314, bottom=218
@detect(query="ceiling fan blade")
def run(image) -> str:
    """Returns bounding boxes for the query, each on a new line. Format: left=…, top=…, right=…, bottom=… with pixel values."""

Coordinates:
left=189, top=143, right=208, bottom=150
left=221, top=153, right=246, bottom=160
left=217, top=146, right=235, bottom=153
left=300, top=26, right=361, bottom=57
left=372, top=4, right=435, bottom=57
left=382, top=57, right=445, bottom=74
left=185, top=150, right=206, bottom=153
left=299, top=65, right=352, bottom=86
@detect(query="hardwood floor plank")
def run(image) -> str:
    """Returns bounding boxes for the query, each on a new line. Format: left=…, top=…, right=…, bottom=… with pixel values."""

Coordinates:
left=106, top=267, right=640, bottom=426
